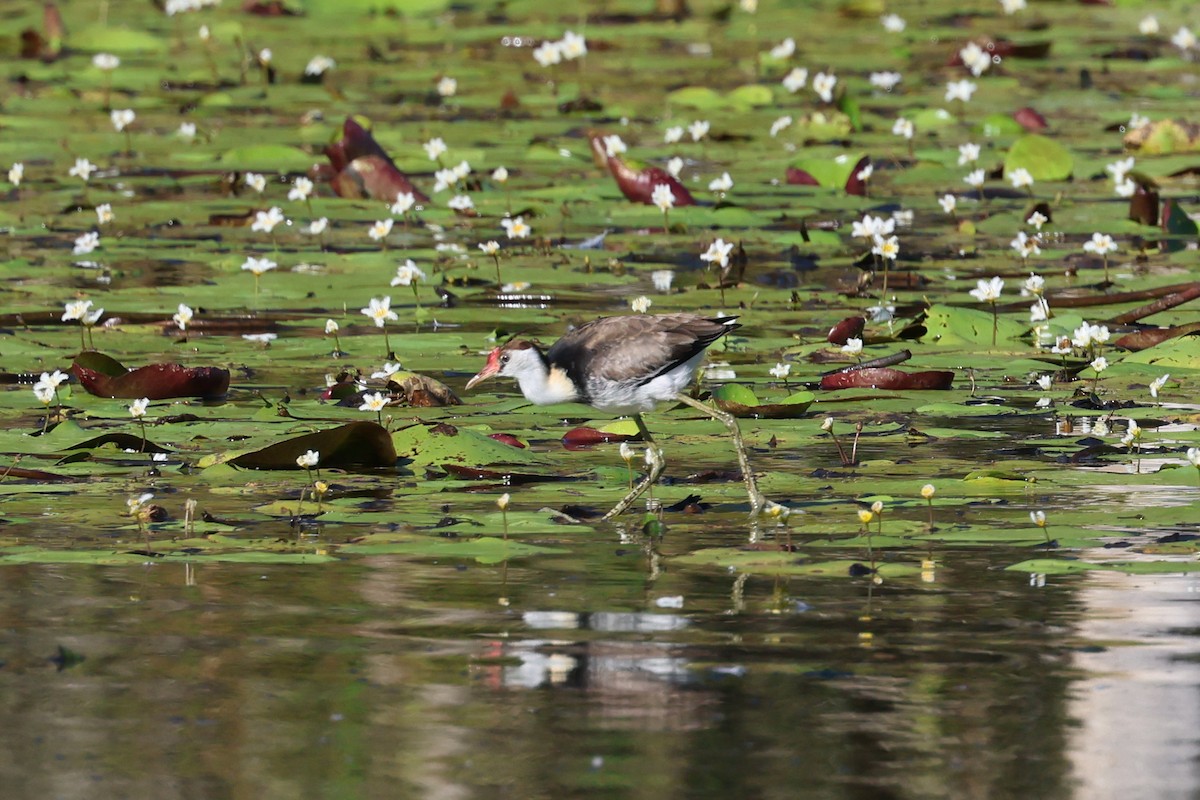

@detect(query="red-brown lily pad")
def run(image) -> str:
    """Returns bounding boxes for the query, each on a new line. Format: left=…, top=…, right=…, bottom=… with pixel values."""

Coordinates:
left=821, top=368, right=954, bottom=390
left=1114, top=323, right=1200, bottom=352
left=712, top=385, right=816, bottom=418
left=561, top=426, right=636, bottom=450
left=588, top=132, right=695, bottom=206
left=72, top=352, right=230, bottom=400
left=827, top=316, right=866, bottom=345
left=323, top=116, right=429, bottom=203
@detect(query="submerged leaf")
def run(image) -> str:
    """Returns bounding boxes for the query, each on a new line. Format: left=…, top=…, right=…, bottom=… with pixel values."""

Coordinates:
left=72, top=353, right=230, bottom=400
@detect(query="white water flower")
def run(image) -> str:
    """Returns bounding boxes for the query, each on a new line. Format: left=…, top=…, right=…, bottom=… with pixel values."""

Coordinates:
left=957, top=142, right=981, bottom=165
left=1011, top=231, right=1041, bottom=260
left=939, top=194, right=958, bottom=214
left=1114, top=177, right=1137, bottom=197
left=1082, top=232, right=1118, bottom=255
left=96, top=203, right=114, bottom=225
left=1171, top=26, right=1196, bottom=52
left=305, top=55, right=335, bottom=76
left=241, top=256, right=277, bottom=276
left=447, top=194, right=474, bottom=211
left=1000, top=0, right=1026, bottom=14
left=244, top=172, right=267, bottom=193
left=173, top=303, right=193, bottom=330
left=708, top=172, right=733, bottom=193
left=129, top=397, right=150, bottom=418
left=630, top=296, right=652, bottom=314
left=871, top=235, right=899, bottom=260
left=841, top=338, right=863, bottom=356
left=296, top=450, right=320, bottom=468
left=533, top=40, right=562, bottom=67
left=93, top=53, right=120, bottom=70
left=390, top=191, right=416, bottom=216
left=945, top=79, right=977, bottom=103
left=812, top=71, right=836, bottom=103
left=769, top=37, right=795, bottom=60
left=69, top=158, right=97, bottom=182
left=179, top=122, right=197, bottom=141
left=869, top=71, right=902, bottom=91
left=1149, top=374, right=1170, bottom=399
left=651, top=270, right=674, bottom=292
left=8, top=162, right=23, bottom=186
left=602, top=135, right=627, bottom=158
left=368, top=219, right=394, bottom=241
left=436, top=76, right=457, bottom=97
left=700, top=238, right=734, bottom=269
left=73, top=231, right=100, bottom=255
left=666, top=157, right=683, bottom=177
left=251, top=206, right=284, bottom=233
left=359, top=392, right=389, bottom=413
left=1009, top=168, right=1034, bottom=189
left=361, top=297, right=398, bottom=328
left=769, top=363, right=791, bottom=379
left=110, top=109, right=136, bottom=132
left=688, top=120, right=710, bottom=142
left=324, top=319, right=339, bottom=335
left=288, top=177, right=314, bottom=202
left=664, top=126, right=684, bottom=144
left=1036, top=375, right=1052, bottom=391
left=963, top=43, right=992, bottom=77
left=424, top=137, right=448, bottom=161
left=559, top=31, right=587, bottom=60
left=969, top=276, right=1004, bottom=302
left=963, top=169, right=985, bottom=188
left=305, top=217, right=328, bottom=235
left=651, top=184, right=675, bottom=212
left=782, top=67, right=808, bottom=93
left=501, top=216, right=530, bottom=239
left=880, top=13, right=905, bottom=32
left=1027, top=211, right=1048, bottom=230
left=391, top=260, right=426, bottom=287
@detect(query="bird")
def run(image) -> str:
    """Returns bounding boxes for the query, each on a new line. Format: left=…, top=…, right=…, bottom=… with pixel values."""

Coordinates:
left=465, top=312, right=766, bottom=520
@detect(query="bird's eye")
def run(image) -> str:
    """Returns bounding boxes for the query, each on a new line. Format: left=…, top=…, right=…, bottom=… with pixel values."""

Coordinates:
left=499, top=354, right=510, bottom=364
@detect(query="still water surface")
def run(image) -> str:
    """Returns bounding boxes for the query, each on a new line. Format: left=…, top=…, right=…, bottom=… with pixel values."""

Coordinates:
left=3, top=539, right=1197, bottom=799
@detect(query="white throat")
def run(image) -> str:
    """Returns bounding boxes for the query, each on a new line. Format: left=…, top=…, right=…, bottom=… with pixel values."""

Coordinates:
left=504, top=350, right=579, bottom=406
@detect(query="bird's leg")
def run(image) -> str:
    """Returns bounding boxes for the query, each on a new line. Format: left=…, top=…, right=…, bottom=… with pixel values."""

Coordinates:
left=632, top=412, right=654, bottom=444
left=673, top=393, right=766, bottom=516
left=602, top=416, right=665, bottom=521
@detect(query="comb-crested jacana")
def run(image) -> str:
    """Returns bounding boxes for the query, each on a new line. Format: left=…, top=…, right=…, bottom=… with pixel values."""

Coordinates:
left=465, top=313, right=766, bottom=519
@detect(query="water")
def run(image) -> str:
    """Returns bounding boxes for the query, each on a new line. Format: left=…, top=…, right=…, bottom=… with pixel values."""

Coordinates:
left=3, top=546, right=1196, bottom=798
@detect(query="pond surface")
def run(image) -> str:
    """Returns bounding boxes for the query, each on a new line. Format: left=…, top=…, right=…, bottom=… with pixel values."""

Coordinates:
left=4, top=557, right=1200, bottom=798
left=1, top=0, right=1199, bottom=796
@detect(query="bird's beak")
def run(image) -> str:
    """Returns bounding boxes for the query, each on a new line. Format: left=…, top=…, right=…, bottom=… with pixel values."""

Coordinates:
left=465, top=349, right=501, bottom=391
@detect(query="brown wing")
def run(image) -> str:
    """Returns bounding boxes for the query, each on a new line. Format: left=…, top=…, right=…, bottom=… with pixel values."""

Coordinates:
left=546, top=313, right=739, bottom=388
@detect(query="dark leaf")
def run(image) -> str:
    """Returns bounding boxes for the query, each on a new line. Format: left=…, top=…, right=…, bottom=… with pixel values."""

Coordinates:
left=561, top=426, right=635, bottom=449
left=820, top=368, right=954, bottom=390
left=324, top=117, right=429, bottom=202
left=231, top=421, right=397, bottom=469
left=72, top=356, right=230, bottom=400
left=588, top=132, right=696, bottom=206
left=827, top=316, right=866, bottom=344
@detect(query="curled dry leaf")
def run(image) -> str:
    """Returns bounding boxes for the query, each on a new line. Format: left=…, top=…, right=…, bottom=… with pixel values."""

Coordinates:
left=322, top=116, right=429, bottom=202
left=827, top=316, right=866, bottom=345
left=587, top=131, right=696, bottom=206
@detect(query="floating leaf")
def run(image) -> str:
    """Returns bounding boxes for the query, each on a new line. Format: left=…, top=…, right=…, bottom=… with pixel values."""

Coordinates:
left=821, top=368, right=954, bottom=390
left=230, top=422, right=397, bottom=470
left=1004, top=134, right=1073, bottom=181
left=1123, top=119, right=1200, bottom=155
left=324, top=116, right=429, bottom=202
left=72, top=353, right=230, bottom=400
left=588, top=132, right=695, bottom=206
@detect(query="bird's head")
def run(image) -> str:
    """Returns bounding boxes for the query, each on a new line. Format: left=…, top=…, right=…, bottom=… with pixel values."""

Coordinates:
left=465, top=340, right=544, bottom=390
